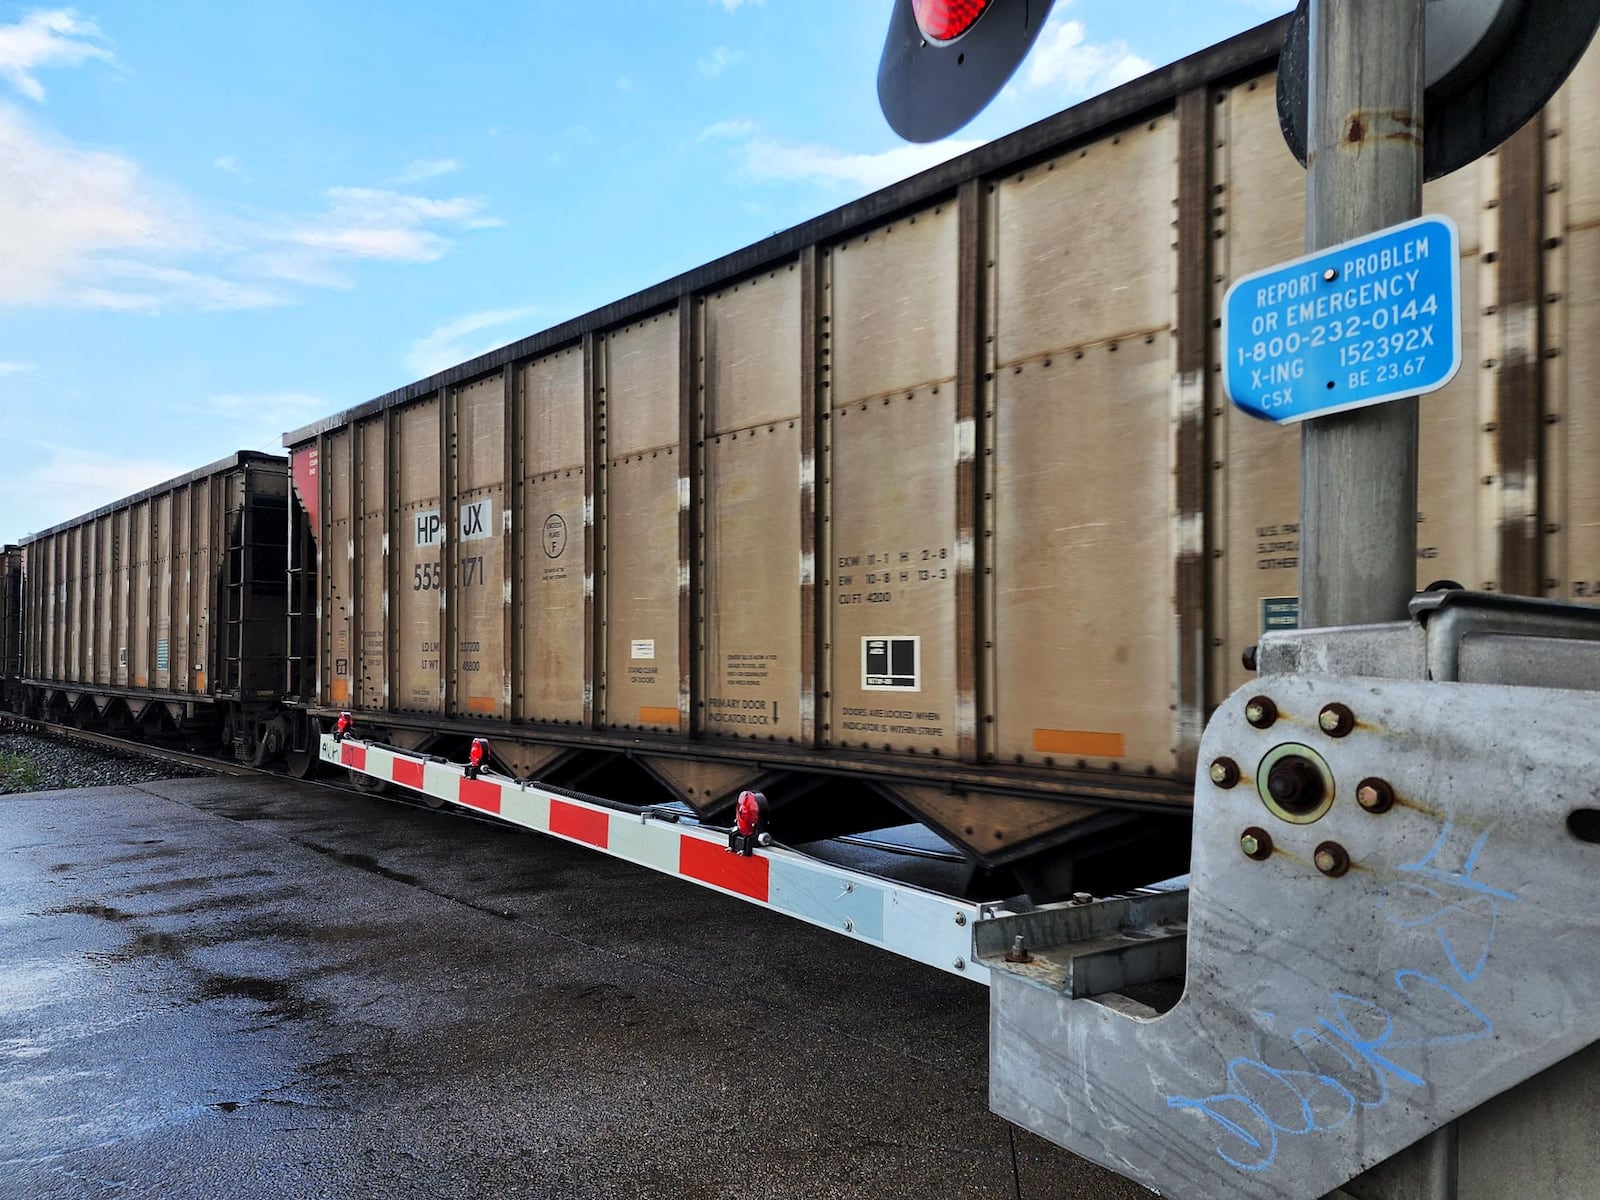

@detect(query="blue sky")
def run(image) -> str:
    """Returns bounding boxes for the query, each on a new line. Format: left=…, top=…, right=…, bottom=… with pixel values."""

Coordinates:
left=0, top=0, right=1292, bottom=540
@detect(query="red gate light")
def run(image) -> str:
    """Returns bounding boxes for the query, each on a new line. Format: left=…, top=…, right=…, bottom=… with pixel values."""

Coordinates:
left=467, top=737, right=489, bottom=779
left=911, top=0, right=991, bottom=43
left=735, top=790, right=766, bottom=838
left=335, top=712, right=352, bottom=740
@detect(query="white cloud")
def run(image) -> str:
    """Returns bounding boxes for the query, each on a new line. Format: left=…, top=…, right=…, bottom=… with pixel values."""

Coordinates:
left=405, top=306, right=540, bottom=379
left=196, top=391, right=331, bottom=452
left=697, top=46, right=742, bottom=79
left=213, top=154, right=245, bottom=177
left=260, top=187, right=501, bottom=287
left=0, top=361, right=36, bottom=375
left=712, top=0, right=763, bottom=10
left=741, top=136, right=982, bottom=192
left=398, top=157, right=460, bottom=183
left=0, top=9, right=110, bottom=102
left=0, top=105, right=504, bottom=311
left=696, top=117, right=757, bottom=142
left=0, top=104, right=198, bottom=307
left=0, top=445, right=188, bottom=537
left=89, top=260, right=286, bottom=312
left=1021, top=15, right=1152, bottom=98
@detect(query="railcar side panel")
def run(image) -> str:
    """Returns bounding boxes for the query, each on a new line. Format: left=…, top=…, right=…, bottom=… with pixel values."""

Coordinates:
left=324, top=428, right=354, bottom=709
left=113, top=509, right=130, bottom=687
left=1552, top=56, right=1600, bottom=601
left=94, top=519, right=111, bottom=686
left=395, top=397, right=443, bottom=713
left=450, top=374, right=508, bottom=719
left=989, top=118, right=1180, bottom=778
left=130, top=503, right=150, bottom=688
left=821, top=209, right=961, bottom=761
left=519, top=347, right=589, bottom=725
left=701, top=267, right=805, bottom=744
left=191, top=478, right=213, bottom=695
left=357, top=417, right=387, bottom=711
left=152, top=493, right=170, bottom=691
left=600, top=313, right=684, bottom=732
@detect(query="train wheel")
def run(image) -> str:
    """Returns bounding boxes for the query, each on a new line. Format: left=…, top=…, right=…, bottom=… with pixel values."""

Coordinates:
left=285, top=717, right=320, bottom=779
left=346, top=769, right=388, bottom=796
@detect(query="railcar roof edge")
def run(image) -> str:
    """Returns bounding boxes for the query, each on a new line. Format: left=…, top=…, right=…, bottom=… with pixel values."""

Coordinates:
left=20, top=450, right=287, bottom=544
left=282, top=15, right=1289, bottom=449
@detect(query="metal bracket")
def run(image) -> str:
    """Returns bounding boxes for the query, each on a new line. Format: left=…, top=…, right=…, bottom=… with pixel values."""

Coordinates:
left=986, top=667, right=1600, bottom=1199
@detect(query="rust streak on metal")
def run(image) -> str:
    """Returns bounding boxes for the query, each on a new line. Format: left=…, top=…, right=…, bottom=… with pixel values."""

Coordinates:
left=1342, top=108, right=1422, bottom=148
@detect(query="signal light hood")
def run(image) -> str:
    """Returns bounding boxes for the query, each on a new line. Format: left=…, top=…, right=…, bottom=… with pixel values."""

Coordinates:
left=879, top=0, right=1057, bottom=143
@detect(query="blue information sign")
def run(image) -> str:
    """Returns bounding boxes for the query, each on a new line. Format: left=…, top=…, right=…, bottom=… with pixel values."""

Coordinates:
left=1223, top=215, right=1462, bottom=424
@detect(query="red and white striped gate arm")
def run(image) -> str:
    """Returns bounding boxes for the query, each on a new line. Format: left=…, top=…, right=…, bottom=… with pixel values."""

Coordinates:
left=323, top=734, right=992, bottom=984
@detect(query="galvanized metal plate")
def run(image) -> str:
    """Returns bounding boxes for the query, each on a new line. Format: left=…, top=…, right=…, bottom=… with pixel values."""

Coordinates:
left=990, top=673, right=1600, bottom=1198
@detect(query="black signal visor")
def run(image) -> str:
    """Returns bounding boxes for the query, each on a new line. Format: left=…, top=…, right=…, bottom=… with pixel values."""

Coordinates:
left=878, top=0, right=1057, bottom=142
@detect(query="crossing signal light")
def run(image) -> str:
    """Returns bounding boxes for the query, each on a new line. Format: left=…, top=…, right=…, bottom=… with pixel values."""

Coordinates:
left=878, top=0, right=1057, bottom=142
left=912, top=0, right=992, bottom=43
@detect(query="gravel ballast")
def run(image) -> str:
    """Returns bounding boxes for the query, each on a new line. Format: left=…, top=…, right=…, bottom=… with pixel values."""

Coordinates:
left=0, top=731, right=211, bottom=794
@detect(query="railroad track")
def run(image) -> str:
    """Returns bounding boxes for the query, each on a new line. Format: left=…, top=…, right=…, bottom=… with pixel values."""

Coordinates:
left=1, top=716, right=972, bottom=878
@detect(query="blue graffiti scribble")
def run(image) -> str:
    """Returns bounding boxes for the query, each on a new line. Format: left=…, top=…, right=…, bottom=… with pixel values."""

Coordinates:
left=1381, top=819, right=1518, bottom=984
left=1169, top=817, right=1516, bottom=1175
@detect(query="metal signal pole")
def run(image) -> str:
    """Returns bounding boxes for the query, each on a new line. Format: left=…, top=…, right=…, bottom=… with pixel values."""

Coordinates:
left=1305, top=9, right=1456, bottom=1196
left=1299, top=0, right=1425, bottom=628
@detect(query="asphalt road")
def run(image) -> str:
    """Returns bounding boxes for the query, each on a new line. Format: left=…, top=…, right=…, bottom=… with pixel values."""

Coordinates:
left=0, top=772, right=1155, bottom=1200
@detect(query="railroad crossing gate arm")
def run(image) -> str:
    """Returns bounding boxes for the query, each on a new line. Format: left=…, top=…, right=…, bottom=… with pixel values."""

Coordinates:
left=319, top=734, right=990, bottom=983
left=982, top=592, right=1600, bottom=1199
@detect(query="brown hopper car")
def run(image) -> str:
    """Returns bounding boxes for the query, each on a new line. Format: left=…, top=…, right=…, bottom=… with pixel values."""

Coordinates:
left=0, top=545, right=21, bottom=712
left=3, top=17, right=1593, bottom=901
left=283, top=19, right=1600, bottom=896
left=14, top=452, right=292, bottom=764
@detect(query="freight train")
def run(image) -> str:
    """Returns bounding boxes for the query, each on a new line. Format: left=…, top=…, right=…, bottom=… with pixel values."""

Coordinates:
left=8, top=17, right=1599, bottom=901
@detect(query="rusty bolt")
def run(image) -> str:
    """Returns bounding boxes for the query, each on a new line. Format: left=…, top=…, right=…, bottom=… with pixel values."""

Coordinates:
left=1241, top=644, right=1259, bottom=672
left=1245, top=696, right=1278, bottom=729
left=1318, top=703, right=1355, bottom=738
left=1314, top=842, right=1351, bottom=877
left=1005, top=934, right=1034, bottom=964
left=1210, top=757, right=1241, bottom=789
left=1356, top=777, right=1395, bottom=814
left=1240, top=828, right=1272, bottom=861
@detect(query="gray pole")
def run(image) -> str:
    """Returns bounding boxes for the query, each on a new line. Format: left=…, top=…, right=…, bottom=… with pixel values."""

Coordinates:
left=1299, top=0, right=1425, bottom=628
left=1304, top=2, right=1452, bottom=1196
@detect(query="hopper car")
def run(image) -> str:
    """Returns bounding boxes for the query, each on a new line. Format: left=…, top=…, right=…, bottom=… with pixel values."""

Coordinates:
left=9, top=16, right=1600, bottom=903
left=0, top=545, right=21, bottom=714
left=279, top=20, right=1600, bottom=899
left=8, top=452, right=293, bottom=765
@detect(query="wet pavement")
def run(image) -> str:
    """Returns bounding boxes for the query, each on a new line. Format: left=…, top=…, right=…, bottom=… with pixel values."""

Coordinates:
left=0, top=774, right=1154, bottom=1200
